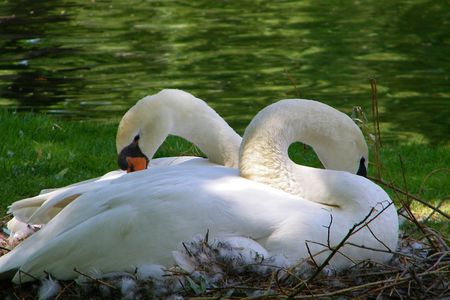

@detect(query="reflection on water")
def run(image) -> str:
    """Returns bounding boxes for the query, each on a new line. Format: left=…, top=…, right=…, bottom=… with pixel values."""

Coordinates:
left=0, top=0, right=449, bottom=144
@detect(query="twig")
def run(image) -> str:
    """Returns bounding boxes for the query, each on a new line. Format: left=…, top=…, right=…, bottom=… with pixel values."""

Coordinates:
left=18, top=269, right=40, bottom=282
left=73, top=268, right=118, bottom=290
left=369, top=176, right=450, bottom=219
left=55, top=281, right=75, bottom=300
left=366, top=224, right=393, bottom=252
left=275, top=268, right=290, bottom=296
left=0, top=246, right=10, bottom=252
left=352, top=269, right=400, bottom=277
left=423, top=197, right=447, bottom=224
left=398, top=199, right=439, bottom=252
left=288, top=207, right=377, bottom=298
left=425, top=277, right=446, bottom=295
left=291, top=276, right=410, bottom=299
left=304, top=239, right=357, bottom=265
left=290, top=269, right=449, bottom=299
left=325, top=213, right=333, bottom=248
left=350, top=202, right=393, bottom=236
left=204, top=229, right=209, bottom=245
left=264, top=271, right=276, bottom=296
left=345, top=243, right=395, bottom=255
left=182, top=242, right=193, bottom=257
left=423, top=227, right=450, bottom=252
left=408, top=266, right=426, bottom=294
left=304, top=242, right=319, bottom=268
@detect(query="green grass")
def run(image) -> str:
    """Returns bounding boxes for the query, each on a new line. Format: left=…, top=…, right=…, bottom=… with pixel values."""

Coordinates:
left=1, top=111, right=448, bottom=233
left=0, top=111, right=204, bottom=213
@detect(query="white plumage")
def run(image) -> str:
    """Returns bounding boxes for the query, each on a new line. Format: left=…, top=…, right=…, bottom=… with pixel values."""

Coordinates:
left=6, top=90, right=368, bottom=239
left=0, top=95, right=397, bottom=283
left=38, top=276, right=61, bottom=300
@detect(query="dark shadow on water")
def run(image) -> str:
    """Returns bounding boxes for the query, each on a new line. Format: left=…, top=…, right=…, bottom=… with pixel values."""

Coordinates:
left=0, top=0, right=86, bottom=110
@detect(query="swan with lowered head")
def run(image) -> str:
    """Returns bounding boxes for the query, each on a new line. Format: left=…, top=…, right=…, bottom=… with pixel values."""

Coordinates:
left=6, top=89, right=242, bottom=230
left=0, top=97, right=397, bottom=283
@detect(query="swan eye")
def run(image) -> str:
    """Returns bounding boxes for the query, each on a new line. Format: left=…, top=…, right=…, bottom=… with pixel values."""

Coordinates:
left=356, top=157, right=367, bottom=177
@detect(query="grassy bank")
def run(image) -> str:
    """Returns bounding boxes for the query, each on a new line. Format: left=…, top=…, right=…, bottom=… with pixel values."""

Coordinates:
left=0, top=111, right=448, bottom=233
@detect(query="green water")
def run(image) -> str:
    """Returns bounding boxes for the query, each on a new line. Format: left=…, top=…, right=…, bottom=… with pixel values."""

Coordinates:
left=0, top=0, right=449, bottom=144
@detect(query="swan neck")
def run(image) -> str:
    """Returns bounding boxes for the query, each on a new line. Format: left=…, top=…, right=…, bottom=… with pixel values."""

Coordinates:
left=239, top=107, right=304, bottom=196
left=239, top=99, right=365, bottom=196
left=239, top=99, right=368, bottom=195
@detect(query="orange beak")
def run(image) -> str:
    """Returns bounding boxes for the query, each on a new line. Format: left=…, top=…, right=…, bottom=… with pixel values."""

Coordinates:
left=126, top=157, right=148, bottom=173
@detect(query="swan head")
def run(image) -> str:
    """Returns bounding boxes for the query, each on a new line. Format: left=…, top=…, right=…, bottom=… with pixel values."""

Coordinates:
left=312, top=130, right=369, bottom=176
left=117, top=135, right=149, bottom=172
left=356, top=157, right=367, bottom=177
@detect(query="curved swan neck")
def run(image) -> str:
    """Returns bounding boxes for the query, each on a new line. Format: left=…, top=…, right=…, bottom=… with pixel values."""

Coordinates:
left=239, top=102, right=302, bottom=195
left=116, top=89, right=241, bottom=168
left=239, top=99, right=368, bottom=196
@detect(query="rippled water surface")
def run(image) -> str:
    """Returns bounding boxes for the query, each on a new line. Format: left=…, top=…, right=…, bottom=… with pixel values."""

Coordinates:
left=0, top=1, right=449, bottom=144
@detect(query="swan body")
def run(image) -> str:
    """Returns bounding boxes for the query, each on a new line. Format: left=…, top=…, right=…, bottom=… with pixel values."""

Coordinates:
left=0, top=98, right=398, bottom=283
left=0, top=164, right=396, bottom=283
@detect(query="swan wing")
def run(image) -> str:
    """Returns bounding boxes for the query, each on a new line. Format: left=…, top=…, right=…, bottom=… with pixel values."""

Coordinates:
left=8, top=171, right=124, bottom=222
left=1, top=165, right=301, bottom=282
left=7, top=157, right=215, bottom=229
left=0, top=165, right=397, bottom=282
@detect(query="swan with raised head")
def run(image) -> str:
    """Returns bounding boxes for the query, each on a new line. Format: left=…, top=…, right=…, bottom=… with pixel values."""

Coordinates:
left=0, top=98, right=397, bottom=283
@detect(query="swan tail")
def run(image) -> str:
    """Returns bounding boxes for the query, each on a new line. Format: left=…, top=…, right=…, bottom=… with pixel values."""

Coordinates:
left=27, top=171, right=125, bottom=225
left=7, top=173, right=108, bottom=222
left=27, top=193, right=82, bottom=225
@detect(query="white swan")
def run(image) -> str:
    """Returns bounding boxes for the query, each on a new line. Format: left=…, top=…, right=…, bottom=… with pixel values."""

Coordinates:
left=6, top=89, right=242, bottom=229
left=0, top=98, right=397, bottom=283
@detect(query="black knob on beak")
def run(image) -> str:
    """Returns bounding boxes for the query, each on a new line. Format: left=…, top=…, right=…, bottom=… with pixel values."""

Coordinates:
left=118, top=135, right=149, bottom=172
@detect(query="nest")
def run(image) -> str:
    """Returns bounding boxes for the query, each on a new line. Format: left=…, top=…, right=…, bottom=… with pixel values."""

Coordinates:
left=1, top=214, right=449, bottom=299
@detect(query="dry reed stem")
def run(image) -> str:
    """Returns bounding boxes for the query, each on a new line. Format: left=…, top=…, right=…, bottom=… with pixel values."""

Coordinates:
left=418, top=168, right=450, bottom=194
left=284, top=68, right=301, bottom=98
left=370, top=78, right=382, bottom=179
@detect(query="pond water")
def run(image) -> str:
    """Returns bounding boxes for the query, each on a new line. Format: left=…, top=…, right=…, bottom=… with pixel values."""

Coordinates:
left=0, top=0, right=449, bottom=144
